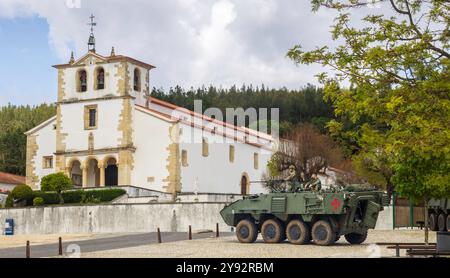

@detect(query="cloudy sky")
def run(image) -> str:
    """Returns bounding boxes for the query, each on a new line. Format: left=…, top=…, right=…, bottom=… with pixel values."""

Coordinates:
left=0, top=0, right=387, bottom=105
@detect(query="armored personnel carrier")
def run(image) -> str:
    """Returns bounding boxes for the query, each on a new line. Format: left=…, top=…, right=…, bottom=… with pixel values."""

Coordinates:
left=220, top=185, right=389, bottom=246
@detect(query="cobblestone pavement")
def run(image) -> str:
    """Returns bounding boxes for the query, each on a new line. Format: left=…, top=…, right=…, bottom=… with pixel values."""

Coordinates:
left=79, top=230, right=437, bottom=258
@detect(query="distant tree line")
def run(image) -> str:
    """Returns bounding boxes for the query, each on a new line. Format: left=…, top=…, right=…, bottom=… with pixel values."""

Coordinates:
left=0, top=104, right=56, bottom=176
left=0, top=84, right=334, bottom=176
left=150, top=84, right=334, bottom=135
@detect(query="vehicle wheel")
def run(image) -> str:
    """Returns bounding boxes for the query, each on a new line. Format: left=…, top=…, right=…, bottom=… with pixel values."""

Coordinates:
left=429, top=213, right=438, bottom=231
left=311, top=220, right=336, bottom=246
left=261, top=218, right=284, bottom=243
left=235, top=219, right=258, bottom=243
left=438, top=213, right=447, bottom=232
left=344, top=230, right=368, bottom=245
left=286, top=219, right=311, bottom=245
left=447, top=214, right=450, bottom=232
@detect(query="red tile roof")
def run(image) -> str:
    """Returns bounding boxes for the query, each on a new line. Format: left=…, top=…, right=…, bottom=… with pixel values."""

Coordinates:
left=0, top=171, right=25, bottom=185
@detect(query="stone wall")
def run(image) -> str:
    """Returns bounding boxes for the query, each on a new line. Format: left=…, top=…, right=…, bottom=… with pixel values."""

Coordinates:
left=0, top=203, right=394, bottom=235
left=0, top=203, right=230, bottom=235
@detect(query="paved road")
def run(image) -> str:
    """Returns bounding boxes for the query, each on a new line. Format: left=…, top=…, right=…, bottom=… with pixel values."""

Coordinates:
left=0, top=232, right=234, bottom=258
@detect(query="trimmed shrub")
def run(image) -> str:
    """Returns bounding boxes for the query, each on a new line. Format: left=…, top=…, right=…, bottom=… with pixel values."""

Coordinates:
left=32, top=191, right=59, bottom=205
left=33, top=197, right=44, bottom=206
left=31, top=188, right=126, bottom=205
left=84, top=188, right=126, bottom=202
left=5, top=194, right=14, bottom=208
left=62, top=190, right=83, bottom=203
left=11, top=184, right=33, bottom=203
left=41, top=172, right=73, bottom=204
left=82, top=195, right=101, bottom=204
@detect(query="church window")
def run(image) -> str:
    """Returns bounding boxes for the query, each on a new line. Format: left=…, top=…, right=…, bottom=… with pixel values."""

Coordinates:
left=254, top=152, right=259, bottom=169
left=84, top=105, right=98, bottom=129
left=181, top=150, right=188, bottom=167
left=43, top=156, right=53, bottom=169
left=229, top=145, right=235, bottom=163
left=96, top=67, right=105, bottom=90
left=134, top=68, right=141, bottom=91
left=77, top=70, right=87, bottom=92
left=202, top=137, right=209, bottom=157
left=89, top=109, right=97, bottom=127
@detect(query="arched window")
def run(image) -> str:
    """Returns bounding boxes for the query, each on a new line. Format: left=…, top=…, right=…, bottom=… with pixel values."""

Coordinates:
left=241, top=174, right=249, bottom=195
left=77, top=70, right=87, bottom=92
left=96, top=67, right=105, bottom=90
left=134, top=68, right=141, bottom=91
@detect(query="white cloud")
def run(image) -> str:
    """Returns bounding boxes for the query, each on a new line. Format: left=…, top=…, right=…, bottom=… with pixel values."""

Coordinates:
left=0, top=0, right=387, bottom=90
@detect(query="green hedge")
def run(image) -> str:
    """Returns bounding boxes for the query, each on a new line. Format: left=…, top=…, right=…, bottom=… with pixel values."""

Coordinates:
left=31, top=188, right=126, bottom=205
left=11, top=184, right=33, bottom=204
left=83, top=189, right=126, bottom=202
left=5, top=194, right=14, bottom=208
left=32, top=191, right=59, bottom=205
left=33, top=197, right=44, bottom=206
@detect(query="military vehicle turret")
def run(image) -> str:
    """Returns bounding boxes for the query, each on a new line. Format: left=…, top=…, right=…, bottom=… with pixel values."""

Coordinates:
left=220, top=185, right=389, bottom=246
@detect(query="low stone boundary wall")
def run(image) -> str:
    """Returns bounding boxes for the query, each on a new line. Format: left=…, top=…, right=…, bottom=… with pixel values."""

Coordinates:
left=0, top=203, right=230, bottom=235
left=0, top=203, right=394, bottom=235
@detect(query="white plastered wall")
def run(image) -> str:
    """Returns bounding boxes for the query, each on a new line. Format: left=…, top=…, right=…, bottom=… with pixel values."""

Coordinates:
left=178, top=122, right=272, bottom=194
left=60, top=99, right=124, bottom=151
left=32, top=119, right=57, bottom=189
left=132, top=109, right=172, bottom=190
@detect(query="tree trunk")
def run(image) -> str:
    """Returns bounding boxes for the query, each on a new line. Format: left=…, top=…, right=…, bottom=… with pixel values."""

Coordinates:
left=58, top=192, right=64, bottom=205
left=424, top=197, right=429, bottom=245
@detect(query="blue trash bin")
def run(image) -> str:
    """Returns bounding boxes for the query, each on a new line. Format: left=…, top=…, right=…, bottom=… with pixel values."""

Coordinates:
left=5, top=218, right=14, bottom=235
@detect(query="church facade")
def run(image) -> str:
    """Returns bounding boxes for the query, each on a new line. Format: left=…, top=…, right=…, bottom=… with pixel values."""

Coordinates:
left=25, top=48, right=274, bottom=195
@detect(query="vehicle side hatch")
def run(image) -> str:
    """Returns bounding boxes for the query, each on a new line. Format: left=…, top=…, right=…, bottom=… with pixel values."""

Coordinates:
left=363, top=200, right=381, bottom=228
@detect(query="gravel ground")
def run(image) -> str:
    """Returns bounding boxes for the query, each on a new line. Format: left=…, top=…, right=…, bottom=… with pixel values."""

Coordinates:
left=78, top=230, right=437, bottom=258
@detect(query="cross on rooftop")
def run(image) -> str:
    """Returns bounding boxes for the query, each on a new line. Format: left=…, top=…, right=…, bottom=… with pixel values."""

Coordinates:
left=87, top=14, right=97, bottom=52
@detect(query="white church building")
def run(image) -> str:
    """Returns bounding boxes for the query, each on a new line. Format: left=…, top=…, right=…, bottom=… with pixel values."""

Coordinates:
left=25, top=34, right=274, bottom=196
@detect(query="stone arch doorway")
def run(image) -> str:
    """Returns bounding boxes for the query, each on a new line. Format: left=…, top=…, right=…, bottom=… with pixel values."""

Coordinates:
left=87, top=158, right=100, bottom=187
left=69, top=160, right=82, bottom=187
left=105, top=157, right=118, bottom=186
left=240, top=173, right=249, bottom=195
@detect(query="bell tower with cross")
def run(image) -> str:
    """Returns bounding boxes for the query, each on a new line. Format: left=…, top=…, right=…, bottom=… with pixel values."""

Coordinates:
left=87, top=14, right=97, bottom=52
left=49, top=14, right=154, bottom=189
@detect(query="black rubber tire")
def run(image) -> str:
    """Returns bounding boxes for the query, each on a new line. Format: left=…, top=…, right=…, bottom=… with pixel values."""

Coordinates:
left=447, top=214, right=450, bottom=232
left=344, top=230, right=368, bottom=245
left=311, top=220, right=336, bottom=246
left=429, top=213, right=438, bottom=231
left=438, top=213, right=447, bottom=232
left=286, top=219, right=311, bottom=245
left=261, top=218, right=284, bottom=243
left=235, top=219, right=258, bottom=243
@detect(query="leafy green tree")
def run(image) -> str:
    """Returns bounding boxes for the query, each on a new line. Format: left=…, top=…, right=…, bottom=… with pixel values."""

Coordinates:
left=352, top=151, right=393, bottom=192
left=288, top=0, right=449, bottom=243
left=41, top=172, right=73, bottom=204
left=0, top=104, right=55, bottom=175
